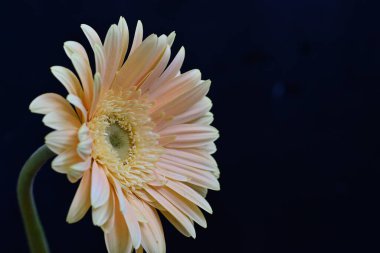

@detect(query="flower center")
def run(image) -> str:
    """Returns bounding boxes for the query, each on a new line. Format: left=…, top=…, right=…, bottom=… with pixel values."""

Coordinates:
left=106, top=123, right=131, bottom=161
left=88, top=89, right=162, bottom=191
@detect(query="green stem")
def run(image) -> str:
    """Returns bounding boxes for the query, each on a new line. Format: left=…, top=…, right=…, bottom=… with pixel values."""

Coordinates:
left=17, top=145, right=55, bottom=253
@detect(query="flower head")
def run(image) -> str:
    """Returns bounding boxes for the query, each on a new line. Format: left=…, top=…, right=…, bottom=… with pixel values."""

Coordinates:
left=30, top=17, right=219, bottom=253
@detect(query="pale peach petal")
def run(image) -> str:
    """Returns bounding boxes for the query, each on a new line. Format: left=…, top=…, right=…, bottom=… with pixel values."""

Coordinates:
left=92, top=187, right=114, bottom=227
left=156, top=167, right=188, bottom=182
left=93, top=44, right=106, bottom=81
left=157, top=97, right=212, bottom=130
left=156, top=187, right=207, bottom=228
left=165, top=134, right=217, bottom=149
left=148, top=174, right=168, bottom=187
left=30, top=93, right=76, bottom=115
left=135, top=35, right=169, bottom=81
left=77, top=124, right=92, bottom=159
left=123, top=195, right=142, bottom=248
left=142, top=46, right=183, bottom=97
left=43, top=111, right=81, bottom=130
left=142, top=205, right=166, bottom=253
left=157, top=161, right=220, bottom=191
left=150, top=80, right=211, bottom=118
left=102, top=191, right=116, bottom=233
left=104, top=24, right=120, bottom=59
left=158, top=160, right=220, bottom=191
left=64, top=41, right=93, bottom=109
left=145, top=186, right=195, bottom=238
left=50, top=66, right=83, bottom=98
left=130, top=20, right=143, bottom=54
left=135, top=35, right=169, bottom=90
left=158, top=135, right=176, bottom=146
left=134, top=190, right=156, bottom=204
left=81, top=24, right=103, bottom=49
left=165, top=180, right=213, bottom=214
left=71, top=157, right=91, bottom=172
left=77, top=123, right=90, bottom=141
left=113, top=34, right=157, bottom=89
left=128, top=202, right=148, bottom=223
left=156, top=47, right=185, bottom=86
left=161, top=147, right=218, bottom=172
left=69, top=53, right=94, bottom=109
left=80, top=24, right=104, bottom=75
left=51, top=149, right=81, bottom=174
left=64, top=41, right=89, bottom=62
left=77, top=138, right=92, bottom=160
left=140, top=45, right=171, bottom=94
left=89, top=72, right=102, bottom=119
left=105, top=204, right=133, bottom=253
left=199, top=142, right=217, bottom=154
left=66, top=170, right=91, bottom=223
left=191, top=112, right=214, bottom=125
left=185, top=148, right=218, bottom=166
left=109, top=176, right=127, bottom=212
left=185, top=184, right=208, bottom=198
left=45, top=129, right=77, bottom=154
left=103, top=24, right=122, bottom=91
left=66, top=94, right=87, bottom=120
left=160, top=210, right=194, bottom=238
left=91, top=162, right=110, bottom=208
left=167, top=31, right=176, bottom=47
left=67, top=169, right=84, bottom=183
left=130, top=197, right=166, bottom=253
left=113, top=34, right=167, bottom=90
left=117, top=17, right=129, bottom=68
left=148, top=69, right=201, bottom=101
left=159, top=124, right=215, bottom=136
left=160, top=124, right=218, bottom=149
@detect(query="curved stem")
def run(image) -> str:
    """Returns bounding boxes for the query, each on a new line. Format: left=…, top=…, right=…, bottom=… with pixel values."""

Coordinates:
left=17, top=145, right=55, bottom=253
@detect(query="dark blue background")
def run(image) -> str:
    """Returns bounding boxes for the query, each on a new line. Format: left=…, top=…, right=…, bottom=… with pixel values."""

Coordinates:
left=2, top=0, right=380, bottom=252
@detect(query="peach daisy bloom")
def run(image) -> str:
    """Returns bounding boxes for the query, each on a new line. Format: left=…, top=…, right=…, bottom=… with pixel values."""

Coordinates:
left=30, top=17, right=219, bottom=253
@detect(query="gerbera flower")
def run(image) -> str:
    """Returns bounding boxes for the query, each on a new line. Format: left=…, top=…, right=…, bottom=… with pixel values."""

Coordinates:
left=29, top=17, right=219, bottom=253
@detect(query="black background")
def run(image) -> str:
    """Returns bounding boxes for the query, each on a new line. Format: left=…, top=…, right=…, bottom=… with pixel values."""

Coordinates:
left=2, top=0, right=380, bottom=252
